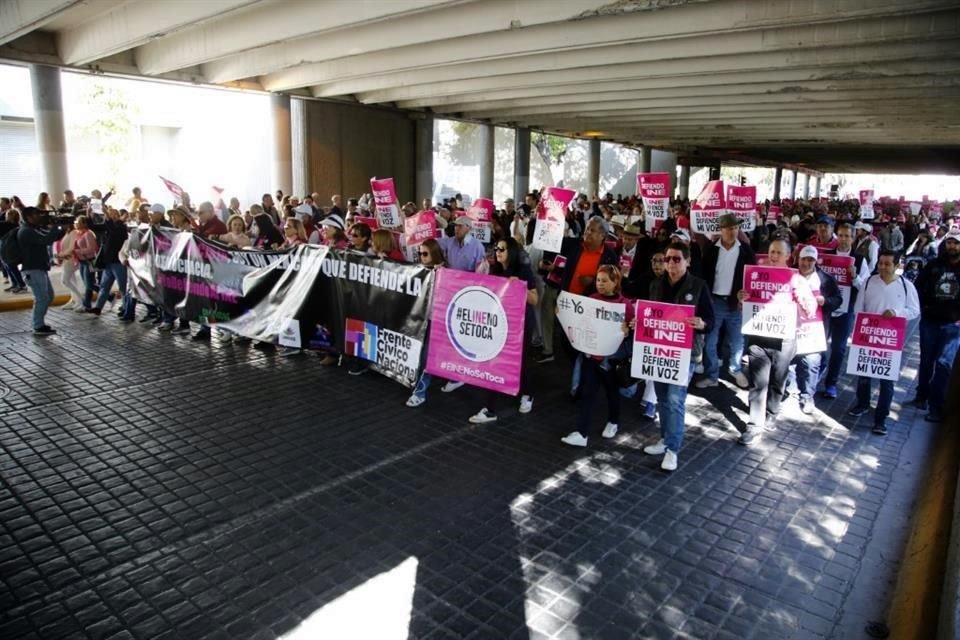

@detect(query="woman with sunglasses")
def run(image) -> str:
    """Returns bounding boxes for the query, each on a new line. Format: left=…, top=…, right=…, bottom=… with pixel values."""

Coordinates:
left=405, top=239, right=446, bottom=407
left=468, top=237, right=538, bottom=424
left=349, top=222, right=373, bottom=253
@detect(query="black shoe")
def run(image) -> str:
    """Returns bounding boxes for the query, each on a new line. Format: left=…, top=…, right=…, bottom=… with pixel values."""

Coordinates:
left=151, top=317, right=163, bottom=325
left=191, top=331, right=210, bottom=341
left=85, top=307, right=101, bottom=316
left=33, top=325, right=56, bottom=336
left=119, top=317, right=134, bottom=323
left=848, top=405, right=871, bottom=417
left=910, top=396, right=928, bottom=410
left=535, top=352, right=555, bottom=364
left=347, top=362, right=368, bottom=376
left=139, top=315, right=155, bottom=323
left=925, top=411, right=943, bottom=423
left=872, top=423, right=888, bottom=436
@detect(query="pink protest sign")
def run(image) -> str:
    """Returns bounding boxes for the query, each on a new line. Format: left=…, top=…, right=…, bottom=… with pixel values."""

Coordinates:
left=631, top=301, right=694, bottom=386
left=691, top=180, right=725, bottom=236
left=370, top=177, right=401, bottom=228
left=741, top=265, right=798, bottom=339
left=818, top=254, right=854, bottom=312
left=404, top=211, right=436, bottom=247
left=638, top=172, right=671, bottom=232
left=425, top=268, right=526, bottom=395
left=726, top=184, right=756, bottom=232
left=768, top=205, right=781, bottom=220
left=353, top=216, right=379, bottom=230
left=532, top=186, right=576, bottom=253
left=859, top=190, right=875, bottom=220
left=846, top=313, right=906, bottom=381
left=796, top=296, right=826, bottom=356
left=467, top=198, right=494, bottom=243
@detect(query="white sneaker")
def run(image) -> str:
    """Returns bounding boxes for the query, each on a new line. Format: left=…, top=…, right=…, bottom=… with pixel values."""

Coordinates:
left=405, top=394, right=425, bottom=408
left=694, top=378, right=718, bottom=389
left=519, top=395, right=533, bottom=414
left=661, top=449, right=678, bottom=472
left=732, top=370, right=750, bottom=389
left=561, top=432, right=588, bottom=447
left=601, top=423, right=618, bottom=438
left=643, top=439, right=667, bottom=455
left=468, top=408, right=498, bottom=424
left=442, top=381, right=464, bottom=393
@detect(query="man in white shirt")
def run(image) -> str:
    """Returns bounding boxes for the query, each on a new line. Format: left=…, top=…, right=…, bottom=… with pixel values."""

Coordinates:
left=822, top=222, right=873, bottom=398
left=847, top=250, right=920, bottom=435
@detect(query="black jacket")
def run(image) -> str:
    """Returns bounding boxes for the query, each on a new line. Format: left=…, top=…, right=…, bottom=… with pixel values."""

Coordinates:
left=90, top=219, right=128, bottom=265
left=701, top=239, right=757, bottom=310
left=649, top=272, right=715, bottom=335
left=916, top=257, right=960, bottom=323
left=808, top=267, right=843, bottom=325
left=544, top=237, right=618, bottom=294
left=17, top=224, right=64, bottom=271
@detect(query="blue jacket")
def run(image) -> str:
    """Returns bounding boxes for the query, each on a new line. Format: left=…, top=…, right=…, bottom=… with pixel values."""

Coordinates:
left=17, top=224, right=64, bottom=271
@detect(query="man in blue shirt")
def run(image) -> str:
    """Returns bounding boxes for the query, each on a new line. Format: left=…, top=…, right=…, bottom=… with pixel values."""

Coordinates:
left=440, top=215, right=486, bottom=273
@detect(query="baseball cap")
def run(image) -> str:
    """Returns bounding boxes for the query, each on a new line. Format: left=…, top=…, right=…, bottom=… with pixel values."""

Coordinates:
left=817, top=215, right=835, bottom=226
left=150, top=203, right=165, bottom=214
left=944, top=228, right=960, bottom=242
left=799, top=245, right=819, bottom=260
left=453, top=215, right=473, bottom=228
left=671, top=228, right=691, bottom=243
left=320, top=214, right=345, bottom=230
left=854, top=221, right=873, bottom=233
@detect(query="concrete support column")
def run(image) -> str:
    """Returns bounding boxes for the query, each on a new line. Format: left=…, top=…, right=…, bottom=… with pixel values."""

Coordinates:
left=270, top=93, right=293, bottom=196
left=802, top=173, right=811, bottom=199
left=789, top=169, right=798, bottom=199
left=478, top=124, right=495, bottom=199
left=814, top=176, right=821, bottom=199
left=513, top=126, right=530, bottom=203
left=638, top=146, right=652, bottom=174
left=29, top=65, right=69, bottom=197
left=773, top=167, right=783, bottom=200
left=587, top=138, right=601, bottom=198
left=651, top=150, right=677, bottom=197
left=415, top=114, right=434, bottom=203
left=678, top=165, right=691, bottom=200
left=291, top=97, right=309, bottom=198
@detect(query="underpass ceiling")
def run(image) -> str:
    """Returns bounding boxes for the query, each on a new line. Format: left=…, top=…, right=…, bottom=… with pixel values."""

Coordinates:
left=0, top=0, right=957, bottom=173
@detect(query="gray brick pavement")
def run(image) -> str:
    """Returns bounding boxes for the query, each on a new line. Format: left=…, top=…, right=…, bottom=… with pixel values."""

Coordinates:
left=0, top=307, right=932, bottom=639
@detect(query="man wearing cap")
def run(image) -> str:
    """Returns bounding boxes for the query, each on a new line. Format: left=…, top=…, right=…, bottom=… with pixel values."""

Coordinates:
left=697, top=213, right=756, bottom=389
left=807, top=215, right=839, bottom=252
left=912, top=228, right=960, bottom=422
left=854, top=221, right=879, bottom=274
left=848, top=250, right=920, bottom=434
left=17, top=207, right=65, bottom=335
left=879, top=218, right=905, bottom=261
left=792, top=245, right=842, bottom=414
left=821, top=222, right=873, bottom=398
left=439, top=215, right=486, bottom=273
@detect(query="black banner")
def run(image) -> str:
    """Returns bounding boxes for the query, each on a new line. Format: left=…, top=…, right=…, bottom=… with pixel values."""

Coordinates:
left=129, top=228, right=434, bottom=387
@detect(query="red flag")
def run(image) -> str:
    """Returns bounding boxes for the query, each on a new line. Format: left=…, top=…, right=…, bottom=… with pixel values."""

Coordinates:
left=159, top=175, right=184, bottom=200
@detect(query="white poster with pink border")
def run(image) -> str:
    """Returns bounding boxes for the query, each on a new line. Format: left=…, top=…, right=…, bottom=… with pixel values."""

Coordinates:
left=741, top=265, right=798, bottom=340
left=638, top=172, right=671, bottom=233
left=818, top=254, right=855, bottom=313
left=691, top=180, right=725, bottom=236
left=859, top=190, right=875, bottom=220
left=846, top=313, right=906, bottom=381
left=467, top=198, right=495, bottom=243
left=532, top=186, right=576, bottom=253
left=370, top=177, right=401, bottom=228
left=726, top=184, right=757, bottom=232
left=631, top=301, right=694, bottom=386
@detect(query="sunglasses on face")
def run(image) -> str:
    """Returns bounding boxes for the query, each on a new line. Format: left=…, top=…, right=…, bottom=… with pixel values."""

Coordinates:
left=419, top=251, right=430, bottom=257
left=664, top=255, right=684, bottom=263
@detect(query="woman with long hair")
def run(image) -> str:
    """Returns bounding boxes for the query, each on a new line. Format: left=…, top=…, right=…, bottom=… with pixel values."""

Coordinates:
left=281, top=217, right=307, bottom=248
left=251, top=213, right=284, bottom=250
left=405, top=238, right=446, bottom=407
left=468, top=237, right=538, bottom=424
left=348, top=222, right=373, bottom=254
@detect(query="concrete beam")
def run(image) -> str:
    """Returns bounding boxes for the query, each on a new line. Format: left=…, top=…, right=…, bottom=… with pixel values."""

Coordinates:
left=270, top=93, right=292, bottom=196
left=514, top=127, right=530, bottom=203
left=58, top=0, right=259, bottom=66
left=266, top=5, right=956, bottom=91
left=431, top=76, right=960, bottom=114
left=309, top=37, right=959, bottom=99
left=0, top=0, right=80, bottom=47
left=137, top=0, right=462, bottom=76
left=199, top=0, right=598, bottom=84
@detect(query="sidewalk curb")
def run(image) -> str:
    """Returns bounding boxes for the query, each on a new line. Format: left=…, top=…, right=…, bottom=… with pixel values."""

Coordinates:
left=0, top=294, right=72, bottom=312
left=887, top=355, right=960, bottom=639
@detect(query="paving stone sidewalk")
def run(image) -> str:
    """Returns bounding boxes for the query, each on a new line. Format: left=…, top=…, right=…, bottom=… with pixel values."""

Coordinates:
left=0, top=307, right=936, bottom=639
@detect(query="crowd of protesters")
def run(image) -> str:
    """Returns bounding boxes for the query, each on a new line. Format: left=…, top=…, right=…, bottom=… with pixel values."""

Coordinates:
left=1, top=184, right=957, bottom=472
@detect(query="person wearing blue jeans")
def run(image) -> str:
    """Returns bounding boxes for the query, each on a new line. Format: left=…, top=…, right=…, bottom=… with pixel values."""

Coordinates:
left=697, top=214, right=755, bottom=389
left=85, top=208, right=127, bottom=318
left=912, top=231, right=960, bottom=420
left=640, top=241, right=714, bottom=472
left=87, top=262, right=126, bottom=316
left=792, top=246, right=842, bottom=413
left=16, top=207, right=64, bottom=335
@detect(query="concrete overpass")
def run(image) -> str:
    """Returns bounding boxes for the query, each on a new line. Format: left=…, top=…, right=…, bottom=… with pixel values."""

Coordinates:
left=1, top=0, right=958, bottom=200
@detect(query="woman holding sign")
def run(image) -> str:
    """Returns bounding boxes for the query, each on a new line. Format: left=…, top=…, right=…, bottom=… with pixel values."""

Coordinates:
left=561, top=265, right=635, bottom=447
left=468, top=238, right=538, bottom=424
left=640, top=241, right=714, bottom=472
left=737, top=238, right=817, bottom=446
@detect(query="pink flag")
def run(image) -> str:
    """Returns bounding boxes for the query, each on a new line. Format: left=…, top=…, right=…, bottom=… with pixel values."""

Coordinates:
left=404, top=210, right=436, bottom=247
left=159, top=176, right=184, bottom=200
left=425, top=269, right=527, bottom=395
left=691, top=180, right=725, bottom=236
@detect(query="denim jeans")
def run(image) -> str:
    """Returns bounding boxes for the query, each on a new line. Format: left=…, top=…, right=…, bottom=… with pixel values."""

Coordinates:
left=929, top=323, right=960, bottom=413
left=856, top=376, right=894, bottom=426
left=704, top=295, right=745, bottom=381
left=540, top=286, right=559, bottom=355
left=824, top=312, right=854, bottom=389
left=747, top=340, right=796, bottom=427
left=94, top=263, right=127, bottom=311
left=917, top=318, right=956, bottom=401
left=80, top=262, right=95, bottom=309
left=654, top=379, right=690, bottom=452
left=22, top=269, right=53, bottom=329
left=795, top=352, right=823, bottom=401
left=3, top=261, right=25, bottom=288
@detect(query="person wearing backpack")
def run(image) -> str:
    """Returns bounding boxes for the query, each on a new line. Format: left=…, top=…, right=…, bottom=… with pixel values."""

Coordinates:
left=0, top=210, right=27, bottom=293
left=847, top=250, right=920, bottom=435
left=16, top=207, right=65, bottom=335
